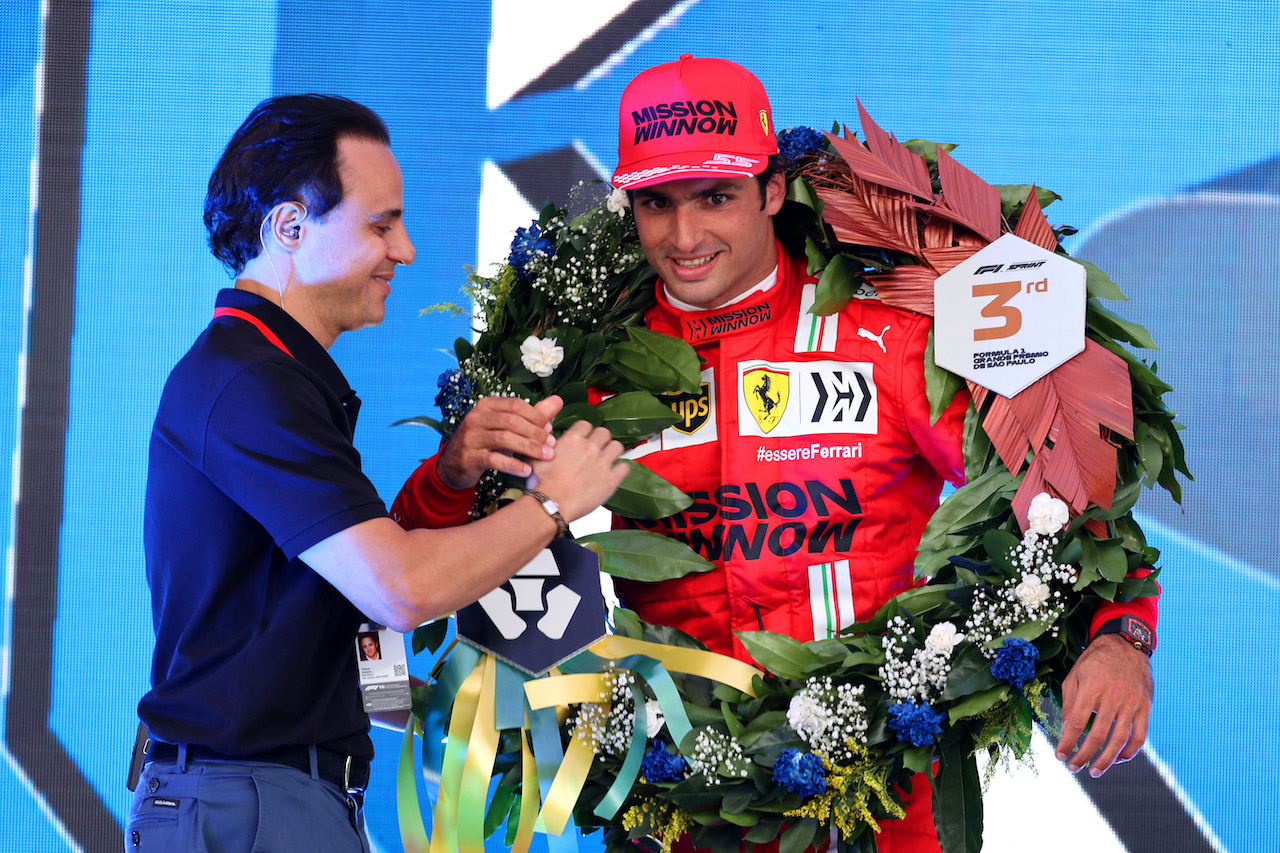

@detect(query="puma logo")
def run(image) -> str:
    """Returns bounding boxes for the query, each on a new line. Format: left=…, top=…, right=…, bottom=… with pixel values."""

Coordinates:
left=857, top=324, right=890, bottom=353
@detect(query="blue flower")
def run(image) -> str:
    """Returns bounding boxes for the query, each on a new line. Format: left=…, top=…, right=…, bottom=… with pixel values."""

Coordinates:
left=508, top=222, right=555, bottom=278
left=886, top=701, right=946, bottom=747
left=991, top=638, right=1040, bottom=689
left=434, top=369, right=475, bottom=422
left=640, top=740, right=687, bottom=783
left=777, top=126, right=826, bottom=163
left=772, top=748, right=827, bottom=797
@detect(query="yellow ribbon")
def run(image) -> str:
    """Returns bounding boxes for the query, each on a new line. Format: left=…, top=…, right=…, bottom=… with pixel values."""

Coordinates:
left=397, top=715, right=429, bottom=853
left=510, top=725, right=540, bottom=853
left=457, top=655, right=500, bottom=853
left=429, top=659, right=484, bottom=853
left=533, top=724, right=599, bottom=836
left=524, top=672, right=611, bottom=711
left=590, top=635, right=761, bottom=695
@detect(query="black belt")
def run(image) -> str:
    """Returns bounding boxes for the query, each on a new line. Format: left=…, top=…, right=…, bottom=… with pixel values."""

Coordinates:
left=146, top=741, right=370, bottom=793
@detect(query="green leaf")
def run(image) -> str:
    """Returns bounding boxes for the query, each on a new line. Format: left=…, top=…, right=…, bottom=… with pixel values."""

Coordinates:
left=411, top=619, right=450, bottom=655
left=576, top=530, right=714, bottom=582
left=554, top=401, right=604, bottom=430
left=736, top=631, right=820, bottom=682
left=934, top=742, right=983, bottom=853
left=745, top=821, right=785, bottom=844
left=611, top=607, right=644, bottom=640
left=995, top=184, right=1061, bottom=220
left=603, top=460, right=693, bottom=520
left=391, top=415, right=448, bottom=436
left=627, top=327, right=703, bottom=394
left=811, top=253, right=859, bottom=316
left=902, top=139, right=957, bottom=164
left=925, top=328, right=965, bottom=425
left=1077, top=259, right=1128, bottom=301
left=786, top=174, right=822, bottom=211
left=1080, top=535, right=1129, bottom=583
left=942, top=644, right=999, bottom=700
left=779, top=818, right=820, bottom=853
left=947, top=683, right=1010, bottom=724
left=915, top=468, right=1017, bottom=577
left=1086, top=300, right=1159, bottom=349
left=594, top=391, right=680, bottom=441
left=890, top=584, right=952, bottom=618
left=485, top=784, right=517, bottom=839
left=804, top=235, right=830, bottom=276
left=903, top=746, right=933, bottom=774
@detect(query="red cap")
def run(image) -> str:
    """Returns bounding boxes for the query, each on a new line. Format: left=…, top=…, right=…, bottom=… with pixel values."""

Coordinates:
left=612, top=55, right=777, bottom=191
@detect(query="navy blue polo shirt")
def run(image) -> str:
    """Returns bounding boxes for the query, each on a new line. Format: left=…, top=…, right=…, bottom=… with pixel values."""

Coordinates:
left=138, top=289, right=389, bottom=758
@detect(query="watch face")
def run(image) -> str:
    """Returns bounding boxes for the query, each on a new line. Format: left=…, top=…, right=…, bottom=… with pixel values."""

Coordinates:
left=1121, top=615, right=1154, bottom=647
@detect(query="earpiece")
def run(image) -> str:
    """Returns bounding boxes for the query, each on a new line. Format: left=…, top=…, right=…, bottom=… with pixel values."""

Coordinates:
left=283, top=225, right=301, bottom=239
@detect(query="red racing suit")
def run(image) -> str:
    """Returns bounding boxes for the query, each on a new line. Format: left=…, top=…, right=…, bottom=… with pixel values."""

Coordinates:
left=612, top=244, right=1157, bottom=657
left=614, top=245, right=969, bottom=659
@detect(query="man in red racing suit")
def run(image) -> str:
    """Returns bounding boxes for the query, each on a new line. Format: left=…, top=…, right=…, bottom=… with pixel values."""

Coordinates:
left=604, top=55, right=1158, bottom=853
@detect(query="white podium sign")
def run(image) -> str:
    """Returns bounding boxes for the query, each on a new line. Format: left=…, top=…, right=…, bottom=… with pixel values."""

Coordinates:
left=933, top=233, right=1085, bottom=398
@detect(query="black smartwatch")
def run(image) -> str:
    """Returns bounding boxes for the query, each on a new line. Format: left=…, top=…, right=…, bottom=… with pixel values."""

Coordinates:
left=1093, top=615, right=1154, bottom=656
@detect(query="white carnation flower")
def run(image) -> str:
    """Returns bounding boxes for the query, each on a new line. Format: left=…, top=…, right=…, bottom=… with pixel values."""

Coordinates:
left=606, top=186, right=630, bottom=215
left=645, top=700, right=665, bottom=738
left=786, top=691, right=825, bottom=738
left=925, top=621, right=965, bottom=657
left=1014, top=573, right=1051, bottom=610
left=1027, top=492, right=1069, bottom=535
left=519, top=335, right=564, bottom=377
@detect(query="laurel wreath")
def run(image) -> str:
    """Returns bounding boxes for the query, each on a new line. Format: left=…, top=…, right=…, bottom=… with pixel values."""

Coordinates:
left=399, top=106, right=1188, bottom=853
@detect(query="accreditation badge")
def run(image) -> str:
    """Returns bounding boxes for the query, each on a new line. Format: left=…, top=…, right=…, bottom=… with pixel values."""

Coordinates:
left=354, top=623, right=412, bottom=712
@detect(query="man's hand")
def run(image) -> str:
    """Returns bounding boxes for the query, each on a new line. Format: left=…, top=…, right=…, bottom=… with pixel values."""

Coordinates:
left=435, top=396, right=563, bottom=489
left=529, top=420, right=627, bottom=522
left=1055, top=633, right=1154, bottom=777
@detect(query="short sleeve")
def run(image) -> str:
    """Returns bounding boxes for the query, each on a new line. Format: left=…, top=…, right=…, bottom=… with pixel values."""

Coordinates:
left=201, top=361, right=388, bottom=559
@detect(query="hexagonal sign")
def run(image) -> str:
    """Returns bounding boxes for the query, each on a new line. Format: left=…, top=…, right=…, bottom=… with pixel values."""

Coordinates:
left=455, top=538, right=607, bottom=676
left=933, top=233, right=1086, bottom=397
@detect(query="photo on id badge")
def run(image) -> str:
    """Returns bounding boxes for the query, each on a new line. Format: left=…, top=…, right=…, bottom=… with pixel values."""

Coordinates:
left=354, top=623, right=411, bottom=713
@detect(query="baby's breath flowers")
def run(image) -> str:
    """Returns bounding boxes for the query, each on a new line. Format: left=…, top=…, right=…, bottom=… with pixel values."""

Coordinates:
left=787, top=677, right=869, bottom=761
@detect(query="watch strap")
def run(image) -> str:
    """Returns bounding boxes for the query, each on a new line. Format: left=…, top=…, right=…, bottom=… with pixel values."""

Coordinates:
left=523, top=489, right=569, bottom=538
left=1094, top=615, right=1154, bottom=656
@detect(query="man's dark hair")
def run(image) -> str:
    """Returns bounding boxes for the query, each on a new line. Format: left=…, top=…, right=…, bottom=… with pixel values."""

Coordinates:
left=753, top=153, right=787, bottom=209
left=204, top=94, right=390, bottom=274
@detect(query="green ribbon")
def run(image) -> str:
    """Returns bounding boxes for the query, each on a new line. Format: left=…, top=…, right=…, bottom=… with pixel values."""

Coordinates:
left=494, top=658, right=528, bottom=731
left=592, top=681, right=649, bottom=821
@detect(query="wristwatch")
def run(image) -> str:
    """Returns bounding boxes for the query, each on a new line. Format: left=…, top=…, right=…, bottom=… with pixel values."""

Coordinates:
left=523, top=489, right=569, bottom=538
left=1093, top=615, right=1154, bottom=656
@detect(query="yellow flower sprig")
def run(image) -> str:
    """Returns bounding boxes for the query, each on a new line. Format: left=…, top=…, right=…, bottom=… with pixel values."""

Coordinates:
left=784, top=747, right=904, bottom=837
left=621, top=797, right=694, bottom=853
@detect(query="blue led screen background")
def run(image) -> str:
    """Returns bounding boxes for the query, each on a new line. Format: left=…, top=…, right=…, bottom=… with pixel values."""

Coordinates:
left=0, top=1, right=1273, bottom=850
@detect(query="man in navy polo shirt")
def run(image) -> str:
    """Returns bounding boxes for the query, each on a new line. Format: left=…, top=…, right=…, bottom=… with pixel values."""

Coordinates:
left=129, top=94, right=627, bottom=852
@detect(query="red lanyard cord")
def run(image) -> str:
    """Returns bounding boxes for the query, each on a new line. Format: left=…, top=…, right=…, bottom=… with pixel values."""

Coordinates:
left=213, top=307, right=295, bottom=358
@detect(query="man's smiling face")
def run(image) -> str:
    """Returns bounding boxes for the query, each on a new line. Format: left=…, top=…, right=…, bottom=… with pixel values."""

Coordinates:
left=632, top=173, right=784, bottom=310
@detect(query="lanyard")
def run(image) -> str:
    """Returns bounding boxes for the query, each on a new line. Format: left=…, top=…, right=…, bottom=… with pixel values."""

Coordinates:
left=213, top=306, right=295, bottom=358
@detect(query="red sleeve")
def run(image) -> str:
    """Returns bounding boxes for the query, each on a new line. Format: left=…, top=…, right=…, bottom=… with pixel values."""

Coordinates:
left=389, top=454, right=476, bottom=530
left=1089, top=567, right=1160, bottom=650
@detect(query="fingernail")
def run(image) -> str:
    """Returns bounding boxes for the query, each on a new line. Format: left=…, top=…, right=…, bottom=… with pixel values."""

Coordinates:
left=542, top=446, right=553, bottom=459
left=1068, top=763, right=1082, bottom=774
left=546, top=434, right=556, bottom=445
left=1089, top=768, right=1102, bottom=778
left=1055, top=751, right=1067, bottom=761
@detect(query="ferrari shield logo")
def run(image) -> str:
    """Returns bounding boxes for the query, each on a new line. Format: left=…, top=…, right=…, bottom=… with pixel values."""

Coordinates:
left=663, top=382, right=711, bottom=435
left=743, top=366, right=788, bottom=433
